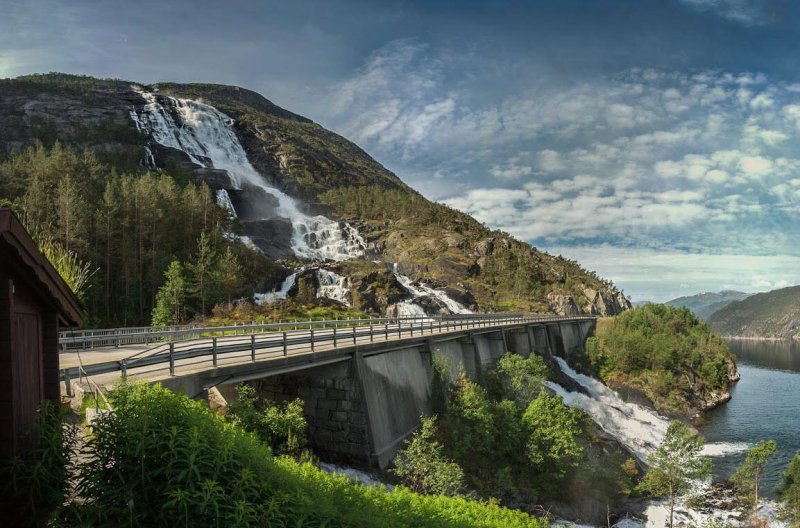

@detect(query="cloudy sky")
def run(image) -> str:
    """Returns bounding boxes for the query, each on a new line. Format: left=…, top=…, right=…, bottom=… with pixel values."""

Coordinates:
left=4, top=0, right=800, bottom=302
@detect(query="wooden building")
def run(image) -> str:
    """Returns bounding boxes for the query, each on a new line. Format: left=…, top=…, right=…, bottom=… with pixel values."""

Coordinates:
left=0, top=208, right=84, bottom=459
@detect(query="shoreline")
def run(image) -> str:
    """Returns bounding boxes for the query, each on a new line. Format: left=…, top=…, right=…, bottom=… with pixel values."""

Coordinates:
left=722, top=335, right=798, bottom=342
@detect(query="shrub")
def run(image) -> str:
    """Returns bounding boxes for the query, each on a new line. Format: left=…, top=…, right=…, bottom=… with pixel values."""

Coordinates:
left=522, top=392, right=584, bottom=481
left=0, top=401, right=77, bottom=525
left=226, top=384, right=307, bottom=455
left=393, top=415, right=466, bottom=497
left=62, top=382, right=547, bottom=528
left=494, top=353, right=548, bottom=407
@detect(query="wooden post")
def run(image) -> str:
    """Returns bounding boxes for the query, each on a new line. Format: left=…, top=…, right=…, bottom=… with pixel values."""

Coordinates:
left=352, top=326, right=357, bottom=345
left=334, top=327, right=338, bottom=348
left=283, top=332, right=288, bottom=356
left=212, top=337, right=218, bottom=367
left=310, top=328, right=315, bottom=352
left=169, top=342, right=175, bottom=376
left=250, top=334, right=256, bottom=361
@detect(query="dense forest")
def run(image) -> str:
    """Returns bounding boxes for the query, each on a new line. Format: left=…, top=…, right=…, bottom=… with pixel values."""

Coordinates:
left=0, top=143, right=275, bottom=327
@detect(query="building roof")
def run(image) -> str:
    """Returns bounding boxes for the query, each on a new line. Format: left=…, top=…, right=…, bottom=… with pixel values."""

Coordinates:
left=0, top=208, right=85, bottom=326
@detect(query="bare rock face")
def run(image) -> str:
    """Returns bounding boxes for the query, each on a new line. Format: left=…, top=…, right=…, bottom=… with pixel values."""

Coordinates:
left=583, top=288, right=633, bottom=316
left=547, top=293, right=582, bottom=316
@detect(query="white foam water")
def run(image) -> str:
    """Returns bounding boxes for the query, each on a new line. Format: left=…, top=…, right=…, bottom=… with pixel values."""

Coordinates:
left=387, top=263, right=472, bottom=316
left=316, top=269, right=351, bottom=306
left=130, top=86, right=365, bottom=261
left=550, top=356, right=788, bottom=527
left=318, top=462, right=391, bottom=488
left=254, top=272, right=298, bottom=305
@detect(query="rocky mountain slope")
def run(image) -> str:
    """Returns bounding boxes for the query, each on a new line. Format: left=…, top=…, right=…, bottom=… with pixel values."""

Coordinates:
left=665, top=290, right=750, bottom=320
left=0, top=73, right=629, bottom=319
left=708, top=285, right=800, bottom=339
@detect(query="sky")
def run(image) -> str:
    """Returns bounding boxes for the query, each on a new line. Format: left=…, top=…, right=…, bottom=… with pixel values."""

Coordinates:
left=3, top=0, right=800, bottom=302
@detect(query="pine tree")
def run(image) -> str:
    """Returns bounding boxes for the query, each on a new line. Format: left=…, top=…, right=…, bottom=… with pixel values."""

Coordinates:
left=732, top=440, right=778, bottom=522
left=779, top=453, right=800, bottom=527
left=216, top=246, right=243, bottom=303
left=151, top=260, right=186, bottom=326
left=638, top=421, right=711, bottom=528
left=187, top=232, right=217, bottom=317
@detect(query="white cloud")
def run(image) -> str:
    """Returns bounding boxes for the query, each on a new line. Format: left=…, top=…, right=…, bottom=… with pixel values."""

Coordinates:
left=678, top=0, right=772, bottom=27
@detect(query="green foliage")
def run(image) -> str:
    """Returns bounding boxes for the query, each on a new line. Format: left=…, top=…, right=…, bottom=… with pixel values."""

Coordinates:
left=779, top=452, right=800, bottom=527
left=151, top=260, right=187, bottom=326
left=319, top=185, right=620, bottom=313
left=187, top=231, right=217, bottom=316
left=226, top=384, right=307, bottom=455
left=61, top=382, right=547, bottom=528
left=587, top=304, right=734, bottom=414
left=393, top=416, right=466, bottom=497
left=38, top=236, right=97, bottom=300
left=522, top=392, right=585, bottom=481
left=0, top=401, right=77, bottom=525
left=731, top=440, right=778, bottom=515
left=494, top=353, right=548, bottom=407
left=638, top=421, right=711, bottom=528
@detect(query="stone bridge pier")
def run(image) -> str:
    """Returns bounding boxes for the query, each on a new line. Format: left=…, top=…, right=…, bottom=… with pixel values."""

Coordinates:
left=218, top=318, right=595, bottom=469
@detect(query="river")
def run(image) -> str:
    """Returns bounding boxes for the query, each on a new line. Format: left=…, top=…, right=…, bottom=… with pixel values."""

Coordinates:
left=700, top=338, right=800, bottom=495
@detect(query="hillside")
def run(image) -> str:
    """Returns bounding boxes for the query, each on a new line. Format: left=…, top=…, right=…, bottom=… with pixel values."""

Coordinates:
left=708, top=285, right=800, bottom=339
left=0, top=73, right=629, bottom=325
left=665, top=290, right=750, bottom=320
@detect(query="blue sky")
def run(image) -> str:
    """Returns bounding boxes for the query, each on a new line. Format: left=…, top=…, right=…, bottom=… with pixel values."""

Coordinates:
left=4, top=0, right=800, bottom=301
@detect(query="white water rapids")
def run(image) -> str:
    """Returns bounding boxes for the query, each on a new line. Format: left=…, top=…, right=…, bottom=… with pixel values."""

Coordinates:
left=549, top=356, right=785, bottom=527
left=130, top=86, right=365, bottom=261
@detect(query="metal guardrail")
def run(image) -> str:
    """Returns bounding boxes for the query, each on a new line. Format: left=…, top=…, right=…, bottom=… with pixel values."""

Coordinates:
left=59, top=314, right=595, bottom=390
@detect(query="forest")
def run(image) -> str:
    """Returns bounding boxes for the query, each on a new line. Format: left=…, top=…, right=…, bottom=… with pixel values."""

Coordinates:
left=0, top=143, right=274, bottom=327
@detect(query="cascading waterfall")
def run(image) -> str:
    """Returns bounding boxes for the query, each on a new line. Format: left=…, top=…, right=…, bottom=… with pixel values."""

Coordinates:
left=254, top=272, right=298, bottom=305
left=316, top=269, right=351, bottom=306
left=130, top=86, right=365, bottom=261
left=549, top=355, right=784, bottom=528
left=388, top=263, right=472, bottom=316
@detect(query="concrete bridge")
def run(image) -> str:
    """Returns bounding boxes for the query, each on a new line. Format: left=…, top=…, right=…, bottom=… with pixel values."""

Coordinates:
left=61, top=314, right=596, bottom=468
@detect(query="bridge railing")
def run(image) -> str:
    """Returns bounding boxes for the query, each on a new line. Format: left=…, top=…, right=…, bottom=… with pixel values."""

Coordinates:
left=58, top=313, right=573, bottom=350
left=60, top=314, right=596, bottom=390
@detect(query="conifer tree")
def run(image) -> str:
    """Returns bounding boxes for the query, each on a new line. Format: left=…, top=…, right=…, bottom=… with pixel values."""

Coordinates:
left=216, top=245, right=243, bottom=303
left=151, top=260, right=186, bottom=326
left=638, top=421, right=711, bottom=528
left=187, top=232, right=216, bottom=317
left=733, top=440, right=778, bottom=522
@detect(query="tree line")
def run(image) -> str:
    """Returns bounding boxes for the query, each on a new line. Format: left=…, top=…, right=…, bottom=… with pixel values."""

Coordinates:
left=0, top=143, right=270, bottom=327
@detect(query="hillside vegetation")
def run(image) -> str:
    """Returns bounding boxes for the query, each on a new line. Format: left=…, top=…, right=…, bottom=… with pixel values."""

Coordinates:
left=0, top=73, right=628, bottom=323
left=708, top=285, right=800, bottom=339
left=586, top=304, right=738, bottom=417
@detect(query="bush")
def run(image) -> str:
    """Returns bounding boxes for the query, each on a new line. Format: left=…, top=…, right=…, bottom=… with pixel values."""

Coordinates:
left=523, top=392, right=584, bottom=482
left=226, top=384, right=307, bottom=455
left=494, top=353, right=548, bottom=407
left=62, top=382, right=547, bottom=528
left=0, top=401, right=77, bottom=525
left=393, top=416, right=466, bottom=497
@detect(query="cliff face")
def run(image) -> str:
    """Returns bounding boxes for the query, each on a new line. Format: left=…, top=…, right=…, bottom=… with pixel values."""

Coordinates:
left=708, top=285, right=800, bottom=339
left=0, top=73, right=629, bottom=316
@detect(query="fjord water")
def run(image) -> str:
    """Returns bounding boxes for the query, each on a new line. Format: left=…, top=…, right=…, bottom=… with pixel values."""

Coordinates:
left=700, top=339, right=800, bottom=495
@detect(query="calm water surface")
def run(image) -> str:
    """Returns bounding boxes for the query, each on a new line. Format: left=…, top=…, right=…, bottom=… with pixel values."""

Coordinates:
left=700, top=339, right=800, bottom=495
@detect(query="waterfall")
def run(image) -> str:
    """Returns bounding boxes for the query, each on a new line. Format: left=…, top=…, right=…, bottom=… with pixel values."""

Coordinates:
left=130, top=86, right=365, bottom=261
left=316, top=269, right=351, bottom=306
left=549, top=356, right=787, bottom=528
left=216, top=189, right=237, bottom=219
left=255, top=272, right=298, bottom=305
left=387, top=263, right=472, bottom=316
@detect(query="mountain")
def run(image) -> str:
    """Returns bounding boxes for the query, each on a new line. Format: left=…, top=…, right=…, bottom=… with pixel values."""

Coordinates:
left=707, top=285, right=800, bottom=339
left=664, top=290, right=750, bottom=320
left=0, top=73, right=629, bottom=324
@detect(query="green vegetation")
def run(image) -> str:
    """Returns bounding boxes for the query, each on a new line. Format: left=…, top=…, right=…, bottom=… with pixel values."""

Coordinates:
left=320, top=186, right=620, bottom=313
left=638, top=421, right=711, bottom=528
left=393, top=416, right=466, bottom=497
left=151, top=260, right=187, bottom=326
left=708, top=285, right=800, bottom=339
left=0, top=143, right=270, bottom=327
left=0, top=402, right=77, bottom=525
left=226, top=384, right=308, bottom=456
left=732, top=440, right=778, bottom=520
left=39, top=382, right=547, bottom=528
left=586, top=304, right=735, bottom=415
left=391, top=353, right=634, bottom=510
left=780, top=453, right=800, bottom=526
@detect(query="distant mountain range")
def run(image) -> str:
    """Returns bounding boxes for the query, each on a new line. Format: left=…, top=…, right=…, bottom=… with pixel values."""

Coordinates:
left=664, top=290, right=751, bottom=320
left=707, top=285, right=800, bottom=339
